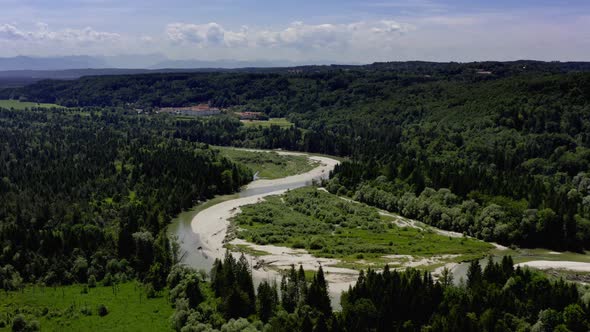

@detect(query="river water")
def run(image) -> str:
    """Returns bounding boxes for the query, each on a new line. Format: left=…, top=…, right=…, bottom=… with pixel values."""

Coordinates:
left=167, top=158, right=333, bottom=276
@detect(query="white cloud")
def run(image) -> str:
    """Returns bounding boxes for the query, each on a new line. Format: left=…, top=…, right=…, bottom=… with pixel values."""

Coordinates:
left=0, top=23, right=120, bottom=43
left=0, top=24, right=29, bottom=40
left=140, top=35, right=154, bottom=43
left=166, top=22, right=226, bottom=46
left=166, top=20, right=411, bottom=50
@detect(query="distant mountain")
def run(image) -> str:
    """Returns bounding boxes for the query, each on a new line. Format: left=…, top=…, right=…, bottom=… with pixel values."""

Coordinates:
left=0, top=55, right=346, bottom=71
left=149, top=59, right=337, bottom=69
left=0, top=55, right=108, bottom=71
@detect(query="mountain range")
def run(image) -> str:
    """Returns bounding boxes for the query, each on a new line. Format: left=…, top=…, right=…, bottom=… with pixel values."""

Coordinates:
left=0, top=55, right=344, bottom=71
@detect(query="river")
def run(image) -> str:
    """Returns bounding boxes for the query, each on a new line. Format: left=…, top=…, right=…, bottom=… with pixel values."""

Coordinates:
left=167, top=152, right=352, bottom=306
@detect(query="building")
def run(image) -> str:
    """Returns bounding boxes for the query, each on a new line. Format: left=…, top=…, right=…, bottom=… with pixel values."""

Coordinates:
left=159, top=103, right=221, bottom=117
left=236, top=111, right=265, bottom=120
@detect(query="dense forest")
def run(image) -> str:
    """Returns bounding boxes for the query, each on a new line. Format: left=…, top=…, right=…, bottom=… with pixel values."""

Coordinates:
left=1, top=61, right=590, bottom=331
left=162, top=254, right=590, bottom=332
left=0, top=107, right=252, bottom=291
left=5, top=61, right=589, bottom=251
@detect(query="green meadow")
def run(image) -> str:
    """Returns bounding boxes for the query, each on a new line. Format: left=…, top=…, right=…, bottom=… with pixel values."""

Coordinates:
left=240, top=117, right=293, bottom=128
left=0, top=100, right=63, bottom=110
left=0, top=282, right=173, bottom=332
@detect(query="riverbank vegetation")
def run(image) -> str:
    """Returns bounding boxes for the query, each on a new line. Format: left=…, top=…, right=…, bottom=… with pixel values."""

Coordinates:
left=216, top=147, right=318, bottom=179
left=230, top=187, right=492, bottom=266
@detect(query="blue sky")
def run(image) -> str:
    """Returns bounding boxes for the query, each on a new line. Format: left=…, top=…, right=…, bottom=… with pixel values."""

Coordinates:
left=0, top=0, right=589, bottom=62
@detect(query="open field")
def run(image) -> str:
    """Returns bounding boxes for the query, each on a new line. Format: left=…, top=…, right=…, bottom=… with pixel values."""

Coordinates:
left=0, top=99, right=63, bottom=110
left=241, top=117, right=293, bottom=128
left=231, top=187, right=493, bottom=268
left=216, top=147, right=318, bottom=179
left=0, top=282, right=173, bottom=332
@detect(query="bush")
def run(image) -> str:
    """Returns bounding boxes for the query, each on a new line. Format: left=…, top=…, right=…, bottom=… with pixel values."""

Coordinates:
left=292, top=240, right=306, bottom=249
left=88, top=275, right=97, bottom=288
left=309, top=237, right=326, bottom=250
left=102, top=273, right=113, bottom=286
left=145, top=283, right=157, bottom=298
left=11, top=315, right=27, bottom=332
left=97, top=304, right=109, bottom=317
left=80, top=306, right=93, bottom=316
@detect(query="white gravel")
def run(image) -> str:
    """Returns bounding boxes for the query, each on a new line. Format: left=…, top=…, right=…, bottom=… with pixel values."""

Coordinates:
left=515, top=260, right=590, bottom=272
left=190, top=154, right=357, bottom=299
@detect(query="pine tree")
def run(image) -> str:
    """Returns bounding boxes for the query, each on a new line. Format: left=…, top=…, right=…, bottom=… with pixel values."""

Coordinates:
left=257, top=281, right=278, bottom=323
left=307, top=266, right=331, bottom=316
left=467, top=260, right=483, bottom=289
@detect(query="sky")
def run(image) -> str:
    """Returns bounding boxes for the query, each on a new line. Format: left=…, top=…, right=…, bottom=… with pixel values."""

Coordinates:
left=0, top=0, right=589, bottom=63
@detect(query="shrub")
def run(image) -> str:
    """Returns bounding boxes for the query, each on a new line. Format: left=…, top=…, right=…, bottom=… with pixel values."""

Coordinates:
left=102, top=273, right=113, bottom=286
left=145, top=283, right=157, bottom=298
left=80, top=306, right=92, bottom=316
left=11, top=314, right=26, bottom=332
left=97, top=304, right=109, bottom=317
left=292, top=240, right=306, bottom=249
left=309, top=237, right=326, bottom=250
left=88, top=275, right=97, bottom=288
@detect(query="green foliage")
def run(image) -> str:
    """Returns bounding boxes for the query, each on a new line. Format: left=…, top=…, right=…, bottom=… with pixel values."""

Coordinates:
left=342, top=257, right=588, bottom=332
left=0, top=108, right=252, bottom=290
left=97, top=304, right=108, bottom=317
left=217, top=148, right=317, bottom=179
left=232, top=187, right=491, bottom=263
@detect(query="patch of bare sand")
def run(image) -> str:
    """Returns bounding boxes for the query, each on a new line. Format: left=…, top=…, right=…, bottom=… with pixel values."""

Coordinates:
left=190, top=153, right=356, bottom=298
left=515, top=260, right=590, bottom=272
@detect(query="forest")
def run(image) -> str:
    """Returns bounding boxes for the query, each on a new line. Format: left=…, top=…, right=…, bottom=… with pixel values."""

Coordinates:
left=124, top=253, right=590, bottom=332
left=4, top=61, right=589, bottom=251
left=0, top=107, right=252, bottom=292
left=1, top=60, right=590, bottom=331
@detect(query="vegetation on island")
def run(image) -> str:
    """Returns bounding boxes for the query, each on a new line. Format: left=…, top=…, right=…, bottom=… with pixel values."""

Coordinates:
left=230, top=187, right=492, bottom=266
left=216, top=147, right=318, bottom=179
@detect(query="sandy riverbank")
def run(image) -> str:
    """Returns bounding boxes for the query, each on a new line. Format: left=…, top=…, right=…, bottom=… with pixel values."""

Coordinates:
left=515, top=260, right=590, bottom=272
left=190, top=153, right=357, bottom=299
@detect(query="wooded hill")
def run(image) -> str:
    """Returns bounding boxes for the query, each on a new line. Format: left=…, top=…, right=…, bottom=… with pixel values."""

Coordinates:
left=2, top=61, right=590, bottom=252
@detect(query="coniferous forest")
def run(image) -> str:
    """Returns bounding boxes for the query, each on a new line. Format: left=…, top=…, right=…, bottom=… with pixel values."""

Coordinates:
left=1, top=61, right=590, bottom=331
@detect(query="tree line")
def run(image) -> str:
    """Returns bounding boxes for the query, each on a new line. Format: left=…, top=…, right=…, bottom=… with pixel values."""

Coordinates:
left=166, top=254, right=589, bottom=331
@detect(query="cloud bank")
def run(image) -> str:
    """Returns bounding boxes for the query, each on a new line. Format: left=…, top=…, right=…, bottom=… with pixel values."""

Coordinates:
left=0, top=23, right=120, bottom=43
left=165, top=20, right=412, bottom=50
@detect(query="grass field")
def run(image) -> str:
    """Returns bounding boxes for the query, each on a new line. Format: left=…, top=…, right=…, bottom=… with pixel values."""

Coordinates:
left=241, top=117, right=293, bottom=128
left=0, top=282, right=173, bottom=332
left=0, top=99, right=63, bottom=110
left=216, top=147, right=318, bottom=179
left=231, top=187, right=493, bottom=267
